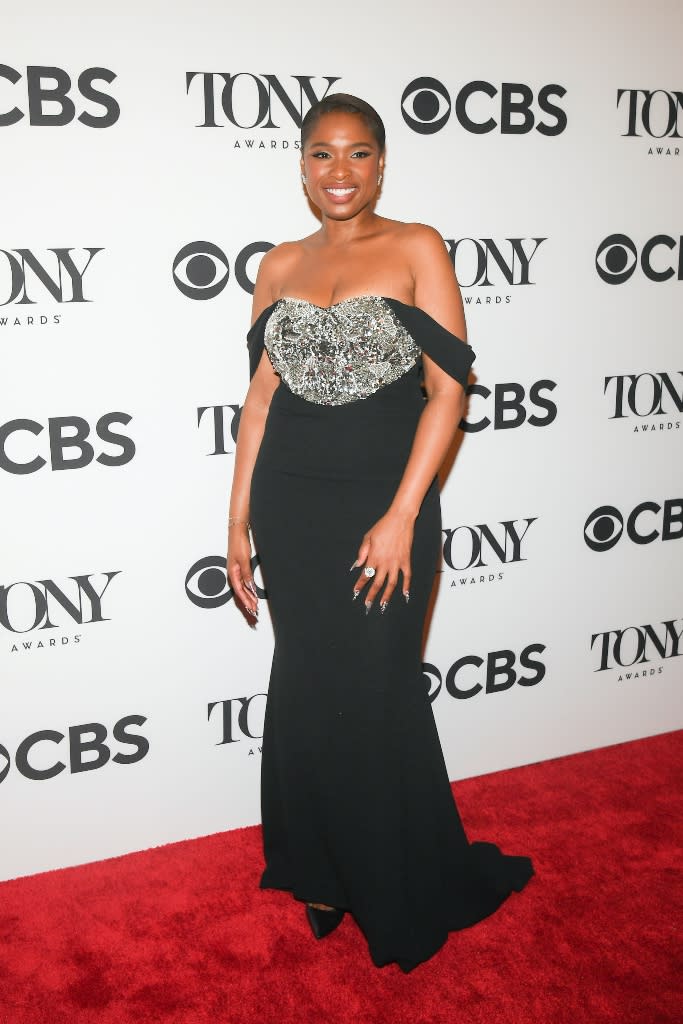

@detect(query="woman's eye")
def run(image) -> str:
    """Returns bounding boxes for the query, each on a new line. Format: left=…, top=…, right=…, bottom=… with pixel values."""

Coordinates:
left=309, top=150, right=371, bottom=159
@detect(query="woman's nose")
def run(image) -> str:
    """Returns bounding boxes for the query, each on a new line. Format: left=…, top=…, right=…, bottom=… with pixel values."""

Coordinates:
left=330, top=160, right=351, bottom=179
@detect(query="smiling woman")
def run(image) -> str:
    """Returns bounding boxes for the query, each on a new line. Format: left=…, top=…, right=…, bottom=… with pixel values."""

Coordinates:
left=226, top=92, right=534, bottom=973
left=300, top=93, right=386, bottom=217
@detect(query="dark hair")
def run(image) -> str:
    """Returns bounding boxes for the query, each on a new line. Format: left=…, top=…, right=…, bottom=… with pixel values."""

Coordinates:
left=301, top=92, right=386, bottom=152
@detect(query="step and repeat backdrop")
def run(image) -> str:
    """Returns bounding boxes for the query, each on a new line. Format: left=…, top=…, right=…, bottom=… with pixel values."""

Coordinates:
left=2, top=1, right=681, bottom=880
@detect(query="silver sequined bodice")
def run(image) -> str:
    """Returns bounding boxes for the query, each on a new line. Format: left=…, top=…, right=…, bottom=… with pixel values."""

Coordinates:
left=263, top=296, right=421, bottom=406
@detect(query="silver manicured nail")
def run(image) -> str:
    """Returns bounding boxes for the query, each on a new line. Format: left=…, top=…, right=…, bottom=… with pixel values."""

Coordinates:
left=380, top=601, right=388, bottom=614
left=365, top=602, right=372, bottom=614
left=352, top=589, right=360, bottom=600
left=403, top=591, right=410, bottom=604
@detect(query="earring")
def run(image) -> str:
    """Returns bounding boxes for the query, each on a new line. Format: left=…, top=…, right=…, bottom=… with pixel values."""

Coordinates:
left=377, top=174, right=383, bottom=187
left=301, top=174, right=307, bottom=183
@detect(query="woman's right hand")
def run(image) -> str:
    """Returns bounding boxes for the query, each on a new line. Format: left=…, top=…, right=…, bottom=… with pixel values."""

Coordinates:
left=227, top=528, right=259, bottom=623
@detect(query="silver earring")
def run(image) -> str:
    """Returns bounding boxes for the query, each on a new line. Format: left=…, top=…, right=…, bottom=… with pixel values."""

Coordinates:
left=377, top=174, right=383, bottom=186
left=301, top=174, right=307, bottom=183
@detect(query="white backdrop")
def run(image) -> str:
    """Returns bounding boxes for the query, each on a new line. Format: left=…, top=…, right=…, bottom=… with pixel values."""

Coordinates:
left=2, top=0, right=681, bottom=881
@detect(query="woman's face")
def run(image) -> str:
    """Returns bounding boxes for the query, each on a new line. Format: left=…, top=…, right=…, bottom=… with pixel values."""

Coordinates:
left=300, top=111, right=384, bottom=220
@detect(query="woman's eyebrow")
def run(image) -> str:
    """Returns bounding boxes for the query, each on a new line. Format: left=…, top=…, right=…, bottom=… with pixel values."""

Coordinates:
left=308, top=140, right=375, bottom=147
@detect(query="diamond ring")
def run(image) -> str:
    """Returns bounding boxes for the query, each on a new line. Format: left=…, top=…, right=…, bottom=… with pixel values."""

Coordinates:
left=364, top=566, right=376, bottom=578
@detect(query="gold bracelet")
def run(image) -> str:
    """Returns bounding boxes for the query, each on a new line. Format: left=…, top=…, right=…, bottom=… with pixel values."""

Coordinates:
left=228, top=516, right=251, bottom=529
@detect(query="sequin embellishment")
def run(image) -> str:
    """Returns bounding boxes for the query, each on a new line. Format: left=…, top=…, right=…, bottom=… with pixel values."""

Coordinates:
left=263, top=296, right=421, bottom=406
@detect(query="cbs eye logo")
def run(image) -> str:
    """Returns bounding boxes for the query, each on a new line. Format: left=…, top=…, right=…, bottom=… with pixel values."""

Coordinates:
left=172, top=241, right=273, bottom=299
left=185, top=555, right=266, bottom=609
left=401, top=77, right=451, bottom=135
left=421, top=662, right=442, bottom=702
left=595, top=233, right=683, bottom=284
left=584, top=506, right=624, bottom=552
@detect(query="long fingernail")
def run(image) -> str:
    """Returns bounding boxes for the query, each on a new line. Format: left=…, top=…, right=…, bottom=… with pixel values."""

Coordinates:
left=403, top=591, right=410, bottom=604
left=349, top=560, right=358, bottom=571
left=380, top=601, right=388, bottom=614
left=352, top=589, right=360, bottom=600
left=365, top=602, right=372, bottom=614
left=246, top=580, right=257, bottom=596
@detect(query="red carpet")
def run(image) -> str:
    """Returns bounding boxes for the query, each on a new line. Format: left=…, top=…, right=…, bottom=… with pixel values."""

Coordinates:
left=0, top=730, right=680, bottom=1024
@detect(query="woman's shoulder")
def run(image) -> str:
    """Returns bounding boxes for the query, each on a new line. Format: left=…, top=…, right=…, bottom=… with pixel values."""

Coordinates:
left=374, top=219, right=448, bottom=273
left=381, top=218, right=447, bottom=249
left=258, top=239, right=302, bottom=275
left=253, top=240, right=304, bottom=308
left=378, top=220, right=453, bottom=288
left=256, top=234, right=323, bottom=285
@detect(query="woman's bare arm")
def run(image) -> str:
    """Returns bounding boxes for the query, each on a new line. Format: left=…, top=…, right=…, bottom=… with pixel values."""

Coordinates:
left=388, top=224, right=468, bottom=518
left=226, top=251, right=282, bottom=621
left=353, top=225, right=469, bottom=610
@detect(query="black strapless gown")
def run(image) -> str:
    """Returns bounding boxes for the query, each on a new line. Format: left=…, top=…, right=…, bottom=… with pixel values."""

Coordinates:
left=246, top=295, right=534, bottom=973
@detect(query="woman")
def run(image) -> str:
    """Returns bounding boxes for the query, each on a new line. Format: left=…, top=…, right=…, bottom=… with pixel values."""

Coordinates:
left=227, top=93, right=534, bottom=973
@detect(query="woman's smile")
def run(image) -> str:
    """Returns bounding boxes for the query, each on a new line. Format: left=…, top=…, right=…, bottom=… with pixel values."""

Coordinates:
left=323, top=185, right=359, bottom=202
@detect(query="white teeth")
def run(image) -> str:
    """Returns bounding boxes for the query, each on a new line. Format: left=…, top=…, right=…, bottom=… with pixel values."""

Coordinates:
left=326, top=187, right=355, bottom=195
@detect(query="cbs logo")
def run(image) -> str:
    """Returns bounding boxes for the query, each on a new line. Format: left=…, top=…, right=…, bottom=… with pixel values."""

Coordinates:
left=462, top=381, right=557, bottom=432
left=0, top=716, right=148, bottom=784
left=0, top=414, right=134, bottom=474
left=0, top=64, right=119, bottom=127
left=422, top=644, right=546, bottom=701
left=172, top=241, right=273, bottom=299
left=584, top=499, right=683, bottom=552
left=401, top=77, right=566, bottom=136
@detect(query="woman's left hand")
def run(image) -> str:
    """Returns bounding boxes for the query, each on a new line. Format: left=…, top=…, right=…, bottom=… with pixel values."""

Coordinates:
left=351, top=509, right=415, bottom=612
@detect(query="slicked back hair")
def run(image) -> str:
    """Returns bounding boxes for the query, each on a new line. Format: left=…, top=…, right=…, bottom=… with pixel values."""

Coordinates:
left=301, top=93, right=386, bottom=152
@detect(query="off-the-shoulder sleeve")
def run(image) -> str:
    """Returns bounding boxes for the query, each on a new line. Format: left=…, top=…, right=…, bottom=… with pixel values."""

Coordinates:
left=246, top=301, right=278, bottom=380
left=385, top=298, right=476, bottom=389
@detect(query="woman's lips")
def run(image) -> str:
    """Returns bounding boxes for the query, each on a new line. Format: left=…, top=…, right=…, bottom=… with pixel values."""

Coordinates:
left=322, top=186, right=358, bottom=204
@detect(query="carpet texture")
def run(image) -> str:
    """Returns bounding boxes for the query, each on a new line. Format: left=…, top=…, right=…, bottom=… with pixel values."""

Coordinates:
left=0, top=730, right=680, bottom=1024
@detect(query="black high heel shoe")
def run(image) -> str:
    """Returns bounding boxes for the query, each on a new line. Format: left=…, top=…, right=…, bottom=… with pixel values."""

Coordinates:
left=305, top=903, right=345, bottom=939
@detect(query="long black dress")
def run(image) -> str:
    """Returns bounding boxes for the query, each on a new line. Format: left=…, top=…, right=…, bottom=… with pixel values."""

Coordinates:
left=246, top=294, right=534, bottom=973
